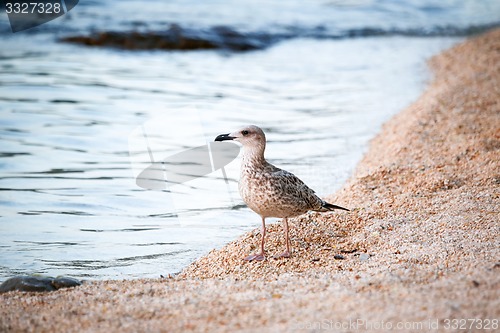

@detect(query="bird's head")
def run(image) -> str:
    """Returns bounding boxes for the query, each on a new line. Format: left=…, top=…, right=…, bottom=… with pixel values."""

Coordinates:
left=215, top=125, right=265, bottom=145
left=214, top=125, right=266, bottom=156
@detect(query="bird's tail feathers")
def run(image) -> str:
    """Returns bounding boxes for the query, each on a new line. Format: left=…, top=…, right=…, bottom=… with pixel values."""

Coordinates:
left=321, top=201, right=349, bottom=212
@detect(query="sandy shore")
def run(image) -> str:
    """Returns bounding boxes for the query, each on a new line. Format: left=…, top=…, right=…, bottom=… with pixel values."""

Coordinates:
left=1, top=29, right=499, bottom=333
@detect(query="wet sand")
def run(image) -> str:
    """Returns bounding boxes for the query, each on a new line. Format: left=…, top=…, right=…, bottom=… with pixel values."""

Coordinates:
left=1, top=28, right=499, bottom=333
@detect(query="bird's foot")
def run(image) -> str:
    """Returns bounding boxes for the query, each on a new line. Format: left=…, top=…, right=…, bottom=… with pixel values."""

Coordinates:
left=273, top=251, right=290, bottom=259
left=244, top=253, right=266, bottom=261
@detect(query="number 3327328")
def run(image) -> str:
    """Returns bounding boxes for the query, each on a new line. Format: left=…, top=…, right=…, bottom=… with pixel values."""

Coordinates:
left=5, top=2, right=62, bottom=14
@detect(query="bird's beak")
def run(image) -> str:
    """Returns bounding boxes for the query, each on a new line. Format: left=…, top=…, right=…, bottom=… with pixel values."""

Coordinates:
left=214, top=133, right=236, bottom=142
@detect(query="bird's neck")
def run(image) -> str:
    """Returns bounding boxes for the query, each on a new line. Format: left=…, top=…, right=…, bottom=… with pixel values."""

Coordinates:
left=241, top=144, right=266, bottom=168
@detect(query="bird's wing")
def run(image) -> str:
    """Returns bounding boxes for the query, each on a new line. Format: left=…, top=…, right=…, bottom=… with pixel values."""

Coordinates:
left=268, top=168, right=323, bottom=210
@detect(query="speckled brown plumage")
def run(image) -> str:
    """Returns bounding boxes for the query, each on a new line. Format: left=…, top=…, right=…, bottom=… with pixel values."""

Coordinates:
left=239, top=154, right=328, bottom=219
left=215, top=125, right=348, bottom=260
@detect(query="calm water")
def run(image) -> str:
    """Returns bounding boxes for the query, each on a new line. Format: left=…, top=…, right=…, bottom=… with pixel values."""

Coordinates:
left=0, top=0, right=498, bottom=280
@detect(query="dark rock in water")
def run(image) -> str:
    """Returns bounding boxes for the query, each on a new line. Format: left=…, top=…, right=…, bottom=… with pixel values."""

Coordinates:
left=0, top=276, right=56, bottom=292
left=60, top=22, right=500, bottom=52
left=61, top=24, right=274, bottom=52
left=50, top=277, right=82, bottom=290
left=0, top=276, right=82, bottom=293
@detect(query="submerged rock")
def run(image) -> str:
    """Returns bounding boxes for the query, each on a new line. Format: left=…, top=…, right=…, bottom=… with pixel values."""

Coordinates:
left=59, top=23, right=499, bottom=52
left=0, top=276, right=82, bottom=293
left=61, top=24, right=274, bottom=52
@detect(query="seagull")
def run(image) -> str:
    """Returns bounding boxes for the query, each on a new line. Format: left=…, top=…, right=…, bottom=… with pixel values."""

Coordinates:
left=215, top=125, right=349, bottom=261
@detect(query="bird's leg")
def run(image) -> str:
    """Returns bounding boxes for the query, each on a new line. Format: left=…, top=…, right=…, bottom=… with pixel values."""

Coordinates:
left=274, top=217, right=291, bottom=259
left=244, top=217, right=266, bottom=261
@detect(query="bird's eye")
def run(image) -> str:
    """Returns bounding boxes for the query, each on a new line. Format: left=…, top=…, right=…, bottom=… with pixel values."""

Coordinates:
left=242, top=130, right=249, bottom=136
